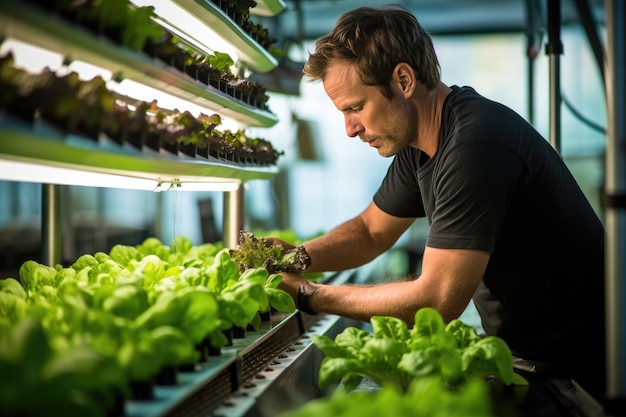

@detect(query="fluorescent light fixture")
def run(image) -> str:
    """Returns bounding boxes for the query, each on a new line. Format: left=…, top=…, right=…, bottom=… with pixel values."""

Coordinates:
left=107, top=78, right=207, bottom=115
left=106, top=78, right=242, bottom=131
left=0, top=39, right=114, bottom=82
left=0, top=38, right=64, bottom=73
left=65, top=60, right=113, bottom=81
left=129, top=0, right=239, bottom=63
left=0, top=160, right=240, bottom=192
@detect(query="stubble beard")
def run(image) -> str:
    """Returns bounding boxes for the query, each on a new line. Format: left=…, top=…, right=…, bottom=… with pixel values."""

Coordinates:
left=376, top=97, right=415, bottom=158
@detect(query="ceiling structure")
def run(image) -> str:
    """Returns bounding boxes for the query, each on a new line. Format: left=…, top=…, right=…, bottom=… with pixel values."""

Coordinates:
left=250, top=0, right=606, bottom=93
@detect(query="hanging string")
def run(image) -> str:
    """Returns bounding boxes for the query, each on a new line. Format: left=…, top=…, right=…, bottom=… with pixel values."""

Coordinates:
left=171, top=187, right=183, bottom=252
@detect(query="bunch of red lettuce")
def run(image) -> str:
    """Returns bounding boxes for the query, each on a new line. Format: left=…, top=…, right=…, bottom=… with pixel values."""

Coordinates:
left=229, top=230, right=312, bottom=274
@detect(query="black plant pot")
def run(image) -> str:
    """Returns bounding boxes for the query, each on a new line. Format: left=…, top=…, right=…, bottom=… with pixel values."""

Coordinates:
left=260, top=309, right=271, bottom=322
left=124, top=128, right=144, bottom=151
left=184, top=64, right=199, bottom=81
left=161, top=139, right=178, bottom=155
left=196, top=339, right=209, bottom=363
left=178, top=142, right=196, bottom=158
left=155, top=365, right=178, bottom=386
left=223, top=328, right=234, bottom=346
left=129, top=379, right=154, bottom=400
left=197, top=144, right=209, bottom=159
left=232, top=326, right=246, bottom=339
left=105, top=389, right=126, bottom=417
left=208, top=344, right=221, bottom=357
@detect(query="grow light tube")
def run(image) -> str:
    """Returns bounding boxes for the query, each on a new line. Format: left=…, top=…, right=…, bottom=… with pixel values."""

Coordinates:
left=129, top=0, right=239, bottom=62
left=1, top=38, right=113, bottom=82
left=0, top=38, right=64, bottom=73
left=0, top=160, right=240, bottom=192
left=107, top=78, right=241, bottom=131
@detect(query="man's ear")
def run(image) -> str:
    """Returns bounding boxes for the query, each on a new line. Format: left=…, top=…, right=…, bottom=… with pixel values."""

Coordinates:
left=393, top=62, right=416, bottom=97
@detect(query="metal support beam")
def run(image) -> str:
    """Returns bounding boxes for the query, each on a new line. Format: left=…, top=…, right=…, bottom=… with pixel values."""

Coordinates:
left=545, top=0, right=563, bottom=153
left=41, top=183, right=62, bottom=266
left=223, top=185, right=244, bottom=249
left=525, top=0, right=544, bottom=126
left=604, top=0, right=626, bottom=401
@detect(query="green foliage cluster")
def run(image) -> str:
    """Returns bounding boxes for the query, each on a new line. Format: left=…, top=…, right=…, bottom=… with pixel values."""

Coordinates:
left=0, top=235, right=295, bottom=417
left=278, top=376, right=496, bottom=417
left=278, top=308, right=529, bottom=417
left=36, top=0, right=164, bottom=51
left=314, top=308, right=528, bottom=393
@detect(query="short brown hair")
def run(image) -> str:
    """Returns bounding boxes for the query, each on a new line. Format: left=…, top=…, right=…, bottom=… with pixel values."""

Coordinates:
left=303, top=5, right=441, bottom=96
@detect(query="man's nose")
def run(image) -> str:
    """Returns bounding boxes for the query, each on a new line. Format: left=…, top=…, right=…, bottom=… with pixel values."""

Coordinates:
left=345, top=116, right=363, bottom=138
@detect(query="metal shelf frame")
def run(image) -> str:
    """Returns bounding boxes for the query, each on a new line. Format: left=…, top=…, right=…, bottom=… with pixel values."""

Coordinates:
left=0, top=122, right=279, bottom=186
left=124, top=311, right=306, bottom=417
left=171, top=0, right=280, bottom=72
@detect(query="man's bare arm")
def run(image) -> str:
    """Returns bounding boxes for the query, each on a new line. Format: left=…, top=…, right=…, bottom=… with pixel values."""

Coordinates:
left=301, top=201, right=416, bottom=273
left=279, top=246, right=489, bottom=326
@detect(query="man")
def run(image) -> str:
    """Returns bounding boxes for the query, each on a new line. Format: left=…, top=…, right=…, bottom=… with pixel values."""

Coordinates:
left=271, top=5, right=606, bottom=397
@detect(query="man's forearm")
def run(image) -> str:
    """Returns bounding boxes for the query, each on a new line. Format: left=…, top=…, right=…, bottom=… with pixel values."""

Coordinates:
left=303, top=217, right=389, bottom=272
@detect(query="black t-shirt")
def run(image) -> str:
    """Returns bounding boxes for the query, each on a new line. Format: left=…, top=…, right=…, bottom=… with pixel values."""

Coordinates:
left=373, top=86, right=605, bottom=389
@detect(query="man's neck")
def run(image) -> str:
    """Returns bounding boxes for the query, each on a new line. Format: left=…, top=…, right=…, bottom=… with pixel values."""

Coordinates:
left=416, top=82, right=452, bottom=157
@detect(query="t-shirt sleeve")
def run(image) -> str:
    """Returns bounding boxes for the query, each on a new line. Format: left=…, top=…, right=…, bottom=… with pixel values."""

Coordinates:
left=373, top=148, right=425, bottom=218
left=426, top=140, right=527, bottom=252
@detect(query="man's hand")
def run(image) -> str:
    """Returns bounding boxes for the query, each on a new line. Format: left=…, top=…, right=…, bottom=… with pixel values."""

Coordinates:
left=263, top=237, right=297, bottom=251
left=277, top=272, right=312, bottom=306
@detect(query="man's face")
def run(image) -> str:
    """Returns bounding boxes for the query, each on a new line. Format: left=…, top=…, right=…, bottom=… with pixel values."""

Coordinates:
left=323, top=61, right=416, bottom=157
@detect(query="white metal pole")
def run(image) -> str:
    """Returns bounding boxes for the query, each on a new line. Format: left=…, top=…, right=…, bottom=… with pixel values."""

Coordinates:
left=41, top=184, right=62, bottom=266
left=604, top=0, right=626, bottom=401
left=546, top=0, right=563, bottom=153
left=223, top=185, right=244, bottom=249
